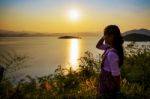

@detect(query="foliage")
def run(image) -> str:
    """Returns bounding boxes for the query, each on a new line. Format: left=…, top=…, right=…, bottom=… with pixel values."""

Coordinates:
left=78, top=51, right=101, bottom=79
left=0, top=50, right=29, bottom=77
left=122, top=42, right=150, bottom=96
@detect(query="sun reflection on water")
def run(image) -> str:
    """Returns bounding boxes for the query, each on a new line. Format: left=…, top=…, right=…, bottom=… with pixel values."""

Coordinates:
left=69, top=39, right=79, bottom=70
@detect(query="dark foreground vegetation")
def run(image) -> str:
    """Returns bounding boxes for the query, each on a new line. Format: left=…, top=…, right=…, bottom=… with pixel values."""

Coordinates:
left=0, top=42, right=150, bottom=99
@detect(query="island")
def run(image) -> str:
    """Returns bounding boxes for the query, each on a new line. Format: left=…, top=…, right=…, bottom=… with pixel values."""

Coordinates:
left=58, top=36, right=82, bottom=39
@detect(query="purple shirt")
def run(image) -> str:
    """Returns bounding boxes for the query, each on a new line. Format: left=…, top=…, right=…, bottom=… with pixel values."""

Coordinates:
left=97, top=42, right=120, bottom=76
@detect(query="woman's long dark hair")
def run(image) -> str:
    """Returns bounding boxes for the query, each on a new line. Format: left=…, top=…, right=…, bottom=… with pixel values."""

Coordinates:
left=104, top=25, right=124, bottom=66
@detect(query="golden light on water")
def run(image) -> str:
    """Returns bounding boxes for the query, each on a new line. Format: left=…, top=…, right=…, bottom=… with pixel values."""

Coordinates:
left=69, top=39, right=79, bottom=70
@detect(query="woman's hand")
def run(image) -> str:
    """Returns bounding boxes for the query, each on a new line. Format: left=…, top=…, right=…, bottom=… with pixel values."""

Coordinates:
left=96, top=36, right=104, bottom=49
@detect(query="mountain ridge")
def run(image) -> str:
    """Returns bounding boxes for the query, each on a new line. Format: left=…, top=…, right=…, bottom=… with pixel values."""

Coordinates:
left=0, top=29, right=150, bottom=41
left=122, top=28, right=150, bottom=36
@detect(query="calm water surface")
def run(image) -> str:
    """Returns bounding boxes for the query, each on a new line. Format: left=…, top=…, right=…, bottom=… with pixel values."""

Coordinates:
left=0, top=37, right=101, bottom=80
left=0, top=37, right=149, bottom=82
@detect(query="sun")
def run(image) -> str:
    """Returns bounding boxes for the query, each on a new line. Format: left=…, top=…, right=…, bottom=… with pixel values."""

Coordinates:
left=68, top=9, right=80, bottom=21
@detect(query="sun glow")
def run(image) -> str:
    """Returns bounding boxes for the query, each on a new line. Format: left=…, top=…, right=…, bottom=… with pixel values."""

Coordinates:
left=69, top=39, right=79, bottom=70
left=68, top=9, right=80, bottom=21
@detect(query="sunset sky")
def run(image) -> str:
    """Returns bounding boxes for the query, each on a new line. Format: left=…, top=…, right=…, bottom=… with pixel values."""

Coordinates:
left=0, top=0, right=150, bottom=33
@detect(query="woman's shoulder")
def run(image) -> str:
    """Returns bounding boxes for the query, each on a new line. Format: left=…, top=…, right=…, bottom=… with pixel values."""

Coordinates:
left=107, top=48, right=118, bottom=58
left=108, top=48, right=117, bottom=53
left=98, top=43, right=110, bottom=50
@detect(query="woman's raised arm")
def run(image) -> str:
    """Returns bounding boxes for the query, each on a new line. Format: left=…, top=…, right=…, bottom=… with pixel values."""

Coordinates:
left=96, top=37, right=104, bottom=48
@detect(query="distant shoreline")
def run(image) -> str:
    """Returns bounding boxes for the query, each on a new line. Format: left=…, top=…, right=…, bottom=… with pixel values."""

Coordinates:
left=0, top=33, right=98, bottom=37
left=1, top=28, right=150, bottom=41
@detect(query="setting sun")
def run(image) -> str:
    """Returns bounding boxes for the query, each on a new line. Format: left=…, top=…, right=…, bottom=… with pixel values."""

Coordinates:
left=68, top=9, right=80, bottom=21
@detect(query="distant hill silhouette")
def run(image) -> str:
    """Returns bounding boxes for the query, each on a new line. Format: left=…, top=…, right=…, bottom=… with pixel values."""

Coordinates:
left=123, top=33, right=150, bottom=41
left=123, top=29, right=150, bottom=41
left=0, top=30, right=98, bottom=37
left=1, top=29, right=150, bottom=41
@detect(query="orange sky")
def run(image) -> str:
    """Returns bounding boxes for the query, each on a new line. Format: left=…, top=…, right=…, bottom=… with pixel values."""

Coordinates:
left=0, top=0, right=150, bottom=33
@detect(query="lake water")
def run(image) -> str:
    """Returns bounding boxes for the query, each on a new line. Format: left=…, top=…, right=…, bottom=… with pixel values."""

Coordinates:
left=0, top=37, right=150, bottom=82
left=0, top=37, right=102, bottom=81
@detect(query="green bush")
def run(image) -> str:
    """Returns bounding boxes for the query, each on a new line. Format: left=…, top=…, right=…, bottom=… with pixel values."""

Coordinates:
left=122, top=42, right=150, bottom=97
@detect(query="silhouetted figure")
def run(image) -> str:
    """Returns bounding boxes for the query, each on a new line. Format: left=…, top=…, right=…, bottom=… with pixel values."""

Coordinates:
left=96, top=25, right=124, bottom=99
left=0, top=65, right=4, bottom=82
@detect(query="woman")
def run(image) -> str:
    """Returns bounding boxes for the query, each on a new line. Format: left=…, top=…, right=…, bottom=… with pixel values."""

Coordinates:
left=96, top=25, right=124, bottom=98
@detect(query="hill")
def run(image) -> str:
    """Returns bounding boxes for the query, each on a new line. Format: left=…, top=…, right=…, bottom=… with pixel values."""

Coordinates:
left=0, top=30, right=98, bottom=37
left=123, top=33, right=150, bottom=41
left=123, top=29, right=150, bottom=41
